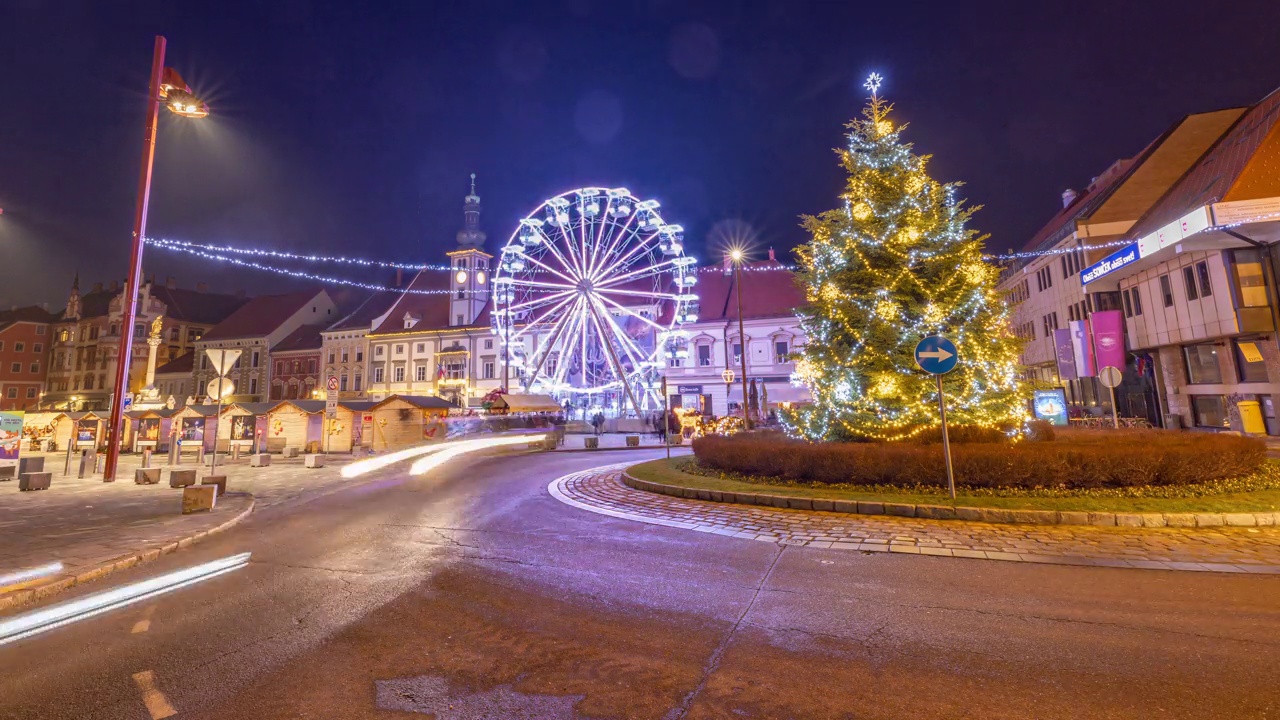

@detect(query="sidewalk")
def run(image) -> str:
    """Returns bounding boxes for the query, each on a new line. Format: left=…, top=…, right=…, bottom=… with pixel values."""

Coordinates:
left=550, top=465, right=1280, bottom=573
left=0, top=451, right=366, bottom=610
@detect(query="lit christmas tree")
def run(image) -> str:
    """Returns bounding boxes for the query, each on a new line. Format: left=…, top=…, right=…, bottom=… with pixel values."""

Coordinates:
left=787, top=74, right=1028, bottom=441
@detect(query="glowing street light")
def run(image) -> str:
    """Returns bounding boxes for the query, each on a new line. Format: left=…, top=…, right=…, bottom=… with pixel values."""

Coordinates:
left=104, top=37, right=209, bottom=482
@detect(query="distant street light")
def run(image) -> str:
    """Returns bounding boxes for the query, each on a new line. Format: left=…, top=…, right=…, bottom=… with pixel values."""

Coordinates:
left=103, top=36, right=209, bottom=482
left=728, top=249, right=751, bottom=430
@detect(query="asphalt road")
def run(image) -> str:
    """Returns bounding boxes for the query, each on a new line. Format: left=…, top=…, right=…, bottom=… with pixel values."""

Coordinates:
left=1, top=448, right=1278, bottom=719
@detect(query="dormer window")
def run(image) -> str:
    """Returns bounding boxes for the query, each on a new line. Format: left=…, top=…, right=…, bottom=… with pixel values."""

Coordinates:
left=403, top=312, right=421, bottom=329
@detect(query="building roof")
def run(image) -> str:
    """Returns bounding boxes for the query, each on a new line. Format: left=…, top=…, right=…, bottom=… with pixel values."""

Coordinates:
left=224, top=401, right=277, bottom=415
left=201, top=290, right=323, bottom=341
left=693, top=261, right=804, bottom=322
left=0, top=305, right=59, bottom=332
left=147, top=285, right=248, bottom=325
left=73, top=289, right=116, bottom=320
left=326, top=290, right=401, bottom=332
left=369, top=271, right=493, bottom=335
left=270, top=323, right=326, bottom=353
left=371, top=395, right=457, bottom=411
left=154, top=351, right=195, bottom=375
left=1129, top=86, right=1280, bottom=239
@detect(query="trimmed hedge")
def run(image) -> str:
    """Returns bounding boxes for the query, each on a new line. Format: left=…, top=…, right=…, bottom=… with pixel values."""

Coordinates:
left=692, top=430, right=1265, bottom=489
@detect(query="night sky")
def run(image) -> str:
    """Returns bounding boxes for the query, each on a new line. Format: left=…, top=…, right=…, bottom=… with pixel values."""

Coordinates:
left=3, top=0, right=1279, bottom=309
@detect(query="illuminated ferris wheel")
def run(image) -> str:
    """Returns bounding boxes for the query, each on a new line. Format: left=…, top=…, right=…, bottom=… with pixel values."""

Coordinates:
left=491, top=188, right=700, bottom=415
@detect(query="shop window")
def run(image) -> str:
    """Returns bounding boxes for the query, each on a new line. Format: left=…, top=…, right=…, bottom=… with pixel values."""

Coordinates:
left=1196, top=261, right=1212, bottom=297
left=1183, top=344, right=1223, bottom=384
left=1191, top=395, right=1229, bottom=428
left=1235, top=341, right=1269, bottom=383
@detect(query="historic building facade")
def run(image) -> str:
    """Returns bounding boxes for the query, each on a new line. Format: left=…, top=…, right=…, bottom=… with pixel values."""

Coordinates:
left=0, top=305, right=58, bottom=410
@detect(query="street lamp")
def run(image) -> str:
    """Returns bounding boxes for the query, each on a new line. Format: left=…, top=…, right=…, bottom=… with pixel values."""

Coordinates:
left=728, top=249, right=751, bottom=430
left=721, top=368, right=734, bottom=414
left=103, top=36, right=209, bottom=482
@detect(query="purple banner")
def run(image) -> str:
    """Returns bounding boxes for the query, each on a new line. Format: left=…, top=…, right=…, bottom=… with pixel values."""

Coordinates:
left=1070, top=319, right=1096, bottom=377
left=1090, top=310, right=1125, bottom=372
left=1053, top=329, right=1078, bottom=380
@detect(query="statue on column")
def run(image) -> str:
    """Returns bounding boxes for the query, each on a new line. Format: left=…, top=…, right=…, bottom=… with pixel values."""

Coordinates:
left=134, top=315, right=167, bottom=409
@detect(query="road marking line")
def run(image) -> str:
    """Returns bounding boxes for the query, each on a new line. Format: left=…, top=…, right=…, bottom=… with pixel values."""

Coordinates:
left=131, top=670, right=177, bottom=719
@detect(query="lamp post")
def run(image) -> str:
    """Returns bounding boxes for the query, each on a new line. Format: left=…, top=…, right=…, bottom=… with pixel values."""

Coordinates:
left=730, top=250, right=751, bottom=430
left=103, top=37, right=208, bottom=481
left=721, top=368, right=734, bottom=415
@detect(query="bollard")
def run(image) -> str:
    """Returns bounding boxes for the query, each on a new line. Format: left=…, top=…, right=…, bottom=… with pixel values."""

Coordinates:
left=78, top=450, right=90, bottom=479
left=169, top=441, right=179, bottom=466
left=95, top=452, right=104, bottom=475
left=142, top=449, right=152, bottom=468
left=231, top=444, right=240, bottom=461
left=197, top=445, right=205, bottom=466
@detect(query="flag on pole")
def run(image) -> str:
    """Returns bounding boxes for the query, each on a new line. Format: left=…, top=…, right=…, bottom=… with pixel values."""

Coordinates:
left=1053, top=329, right=1078, bottom=381
left=1069, top=319, right=1095, bottom=377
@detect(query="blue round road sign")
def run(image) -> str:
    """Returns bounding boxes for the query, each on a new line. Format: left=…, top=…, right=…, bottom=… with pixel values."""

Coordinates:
left=914, top=335, right=958, bottom=375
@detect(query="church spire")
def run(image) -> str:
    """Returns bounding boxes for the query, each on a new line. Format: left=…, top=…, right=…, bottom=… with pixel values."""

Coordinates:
left=456, top=173, right=486, bottom=249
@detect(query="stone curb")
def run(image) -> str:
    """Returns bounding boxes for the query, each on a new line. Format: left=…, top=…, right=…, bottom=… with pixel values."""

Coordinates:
left=0, top=493, right=256, bottom=613
left=620, top=472, right=1280, bottom=529
left=550, top=444, right=676, bottom=454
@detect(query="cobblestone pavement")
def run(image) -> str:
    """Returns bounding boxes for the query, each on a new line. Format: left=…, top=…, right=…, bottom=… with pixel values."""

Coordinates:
left=0, top=452, right=363, bottom=586
left=550, top=464, right=1280, bottom=573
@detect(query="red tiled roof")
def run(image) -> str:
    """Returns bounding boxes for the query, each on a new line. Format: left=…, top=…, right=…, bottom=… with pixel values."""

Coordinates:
left=147, top=285, right=247, bottom=325
left=370, top=271, right=453, bottom=334
left=328, top=290, right=402, bottom=331
left=0, top=305, right=59, bottom=332
left=1130, top=86, right=1280, bottom=239
left=154, top=351, right=194, bottom=375
left=694, top=262, right=804, bottom=321
left=271, top=323, right=326, bottom=353
left=201, top=290, right=324, bottom=341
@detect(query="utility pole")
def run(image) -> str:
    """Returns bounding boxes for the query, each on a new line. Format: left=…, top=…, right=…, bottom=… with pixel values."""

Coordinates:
left=732, top=254, right=751, bottom=431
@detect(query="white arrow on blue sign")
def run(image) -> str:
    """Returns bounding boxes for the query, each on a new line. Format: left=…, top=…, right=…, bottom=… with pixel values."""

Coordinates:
left=914, top=335, right=958, bottom=375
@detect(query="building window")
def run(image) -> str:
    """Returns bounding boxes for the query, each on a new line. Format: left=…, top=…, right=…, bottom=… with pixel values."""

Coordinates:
left=1183, top=266, right=1199, bottom=301
left=252, top=351, right=260, bottom=367
left=84, top=374, right=93, bottom=390
left=308, top=359, right=316, bottom=373
left=483, top=361, right=495, bottom=379
left=187, top=329, right=199, bottom=342
left=1122, top=291, right=1132, bottom=318
left=697, top=344, right=712, bottom=367
left=340, top=374, right=348, bottom=391
left=732, top=343, right=742, bottom=365
left=373, top=367, right=384, bottom=383
left=416, top=365, right=427, bottom=382
left=456, top=290, right=465, bottom=300
left=484, top=339, right=494, bottom=350
left=36, top=326, right=45, bottom=335
left=275, top=361, right=283, bottom=375
left=457, top=314, right=464, bottom=326
left=774, top=340, right=789, bottom=364
left=341, top=348, right=349, bottom=363
left=1235, top=341, right=1269, bottom=383
left=375, top=346, right=384, bottom=357
left=30, top=362, right=39, bottom=374
left=1159, top=274, right=1173, bottom=307
left=1196, top=261, right=1212, bottom=297
left=10, top=363, right=19, bottom=373
left=249, top=377, right=258, bottom=395
left=1126, top=287, right=1142, bottom=316
left=670, top=355, right=684, bottom=368
left=445, top=361, right=465, bottom=380
left=356, top=350, right=364, bottom=362
left=33, top=343, right=42, bottom=354
left=395, top=345, right=404, bottom=355
left=26, top=387, right=36, bottom=398
left=6, top=388, right=15, bottom=399
left=170, top=327, right=180, bottom=342
left=1191, top=395, right=1229, bottom=428
left=393, top=366, right=405, bottom=382
left=1183, top=344, right=1223, bottom=384
left=354, top=374, right=362, bottom=391
left=328, top=351, right=335, bottom=364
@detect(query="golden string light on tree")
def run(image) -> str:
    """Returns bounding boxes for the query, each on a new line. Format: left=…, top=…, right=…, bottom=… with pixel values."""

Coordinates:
left=785, top=74, right=1029, bottom=441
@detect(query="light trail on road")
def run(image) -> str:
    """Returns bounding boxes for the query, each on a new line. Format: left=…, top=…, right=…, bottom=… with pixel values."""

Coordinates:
left=408, top=434, right=549, bottom=476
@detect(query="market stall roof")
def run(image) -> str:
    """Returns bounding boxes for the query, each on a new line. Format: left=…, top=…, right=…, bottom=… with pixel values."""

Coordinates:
left=223, top=402, right=278, bottom=416
left=370, top=395, right=457, bottom=411
left=178, top=405, right=222, bottom=417
left=268, top=400, right=329, bottom=414
left=126, top=408, right=178, bottom=419
left=492, top=393, right=563, bottom=413
left=340, top=400, right=379, bottom=412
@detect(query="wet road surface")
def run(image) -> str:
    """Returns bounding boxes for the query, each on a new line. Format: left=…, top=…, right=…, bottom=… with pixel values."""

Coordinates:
left=1, top=448, right=1277, bottom=719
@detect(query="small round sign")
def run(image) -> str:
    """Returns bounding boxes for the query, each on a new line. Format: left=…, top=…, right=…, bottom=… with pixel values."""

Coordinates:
left=327, top=375, right=340, bottom=392
left=1098, top=365, right=1123, bottom=388
left=914, top=335, right=959, bottom=375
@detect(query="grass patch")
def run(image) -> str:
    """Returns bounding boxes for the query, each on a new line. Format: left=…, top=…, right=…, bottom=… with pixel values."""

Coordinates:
left=628, top=457, right=1280, bottom=514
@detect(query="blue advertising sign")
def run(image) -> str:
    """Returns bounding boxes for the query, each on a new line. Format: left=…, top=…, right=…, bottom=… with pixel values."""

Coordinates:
left=1033, top=389, right=1069, bottom=426
left=914, top=336, right=958, bottom=375
left=1080, top=242, right=1139, bottom=285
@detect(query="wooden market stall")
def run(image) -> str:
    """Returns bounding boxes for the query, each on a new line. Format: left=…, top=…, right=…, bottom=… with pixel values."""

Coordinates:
left=489, top=393, right=563, bottom=415
left=264, top=400, right=335, bottom=454
left=341, top=400, right=378, bottom=453
left=363, top=395, right=454, bottom=451
left=217, top=402, right=275, bottom=453
left=127, top=408, right=176, bottom=453
left=172, top=405, right=220, bottom=456
left=66, top=411, right=107, bottom=451
left=22, top=411, right=69, bottom=452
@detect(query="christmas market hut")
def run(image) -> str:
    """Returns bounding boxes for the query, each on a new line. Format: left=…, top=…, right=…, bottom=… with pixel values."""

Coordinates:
left=363, top=395, right=454, bottom=451
left=126, top=408, right=177, bottom=453
left=22, top=411, right=69, bottom=451
left=216, top=402, right=275, bottom=453
left=172, top=405, right=220, bottom=455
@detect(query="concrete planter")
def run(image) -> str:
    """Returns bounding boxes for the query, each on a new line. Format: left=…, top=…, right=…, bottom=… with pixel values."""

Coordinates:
left=169, top=469, right=197, bottom=488
left=304, top=454, right=325, bottom=468
left=19, top=457, right=44, bottom=474
left=135, top=468, right=162, bottom=485
left=200, top=475, right=227, bottom=497
left=282, top=447, right=300, bottom=459
left=249, top=453, right=271, bottom=467
left=585, top=437, right=599, bottom=449
left=181, top=485, right=217, bottom=514
left=626, top=435, right=640, bottom=447
left=19, top=472, right=52, bottom=491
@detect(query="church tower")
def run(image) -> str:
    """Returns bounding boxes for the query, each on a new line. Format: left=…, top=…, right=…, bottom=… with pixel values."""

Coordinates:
left=66, top=272, right=82, bottom=320
left=448, top=173, right=492, bottom=327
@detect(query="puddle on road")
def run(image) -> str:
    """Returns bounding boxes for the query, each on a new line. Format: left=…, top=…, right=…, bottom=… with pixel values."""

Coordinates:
left=376, top=674, right=583, bottom=718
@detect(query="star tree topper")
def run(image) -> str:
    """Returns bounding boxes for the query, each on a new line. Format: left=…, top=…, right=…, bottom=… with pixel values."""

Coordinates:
left=863, top=72, right=883, bottom=97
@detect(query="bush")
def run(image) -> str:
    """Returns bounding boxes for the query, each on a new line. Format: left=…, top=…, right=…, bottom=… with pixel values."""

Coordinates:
left=691, top=430, right=1264, bottom=490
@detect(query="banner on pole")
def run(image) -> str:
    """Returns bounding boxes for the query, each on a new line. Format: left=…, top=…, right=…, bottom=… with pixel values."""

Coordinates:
left=1053, top=329, right=1078, bottom=380
left=1069, top=320, right=1096, bottom=377
left=1033, top=389, right=1069, bottom=426
left=1090, top=310, right=1125, bottom=371
left=0, top=410, right=24, bottom=473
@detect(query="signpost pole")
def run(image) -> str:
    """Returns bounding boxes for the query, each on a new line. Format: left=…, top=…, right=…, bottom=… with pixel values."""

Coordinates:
left=936, top=375, right=956, bottom=500
left=662, top=376, right=671, bottom=460
left=1108, top=385, right=1119, bottom=429
left=211, top=374, right=224, bottom=476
